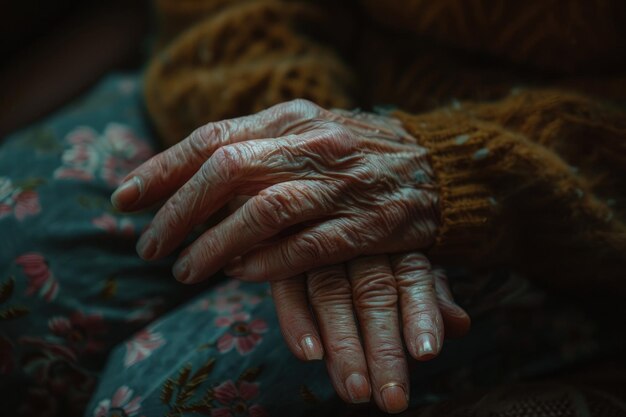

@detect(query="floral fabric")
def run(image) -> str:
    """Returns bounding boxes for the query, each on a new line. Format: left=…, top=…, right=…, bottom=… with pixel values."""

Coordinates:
left=0, top=74, right=622, bottom=417
left=0, top=75, right=197, bottom=416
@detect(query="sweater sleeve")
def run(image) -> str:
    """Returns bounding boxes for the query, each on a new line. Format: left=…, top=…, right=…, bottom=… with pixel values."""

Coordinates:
left=394, top=90, right=626, bottom=295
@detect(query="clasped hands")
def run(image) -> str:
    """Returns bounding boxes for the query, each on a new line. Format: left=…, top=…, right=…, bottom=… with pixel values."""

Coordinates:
left=112, top=100, right=470, bottom=414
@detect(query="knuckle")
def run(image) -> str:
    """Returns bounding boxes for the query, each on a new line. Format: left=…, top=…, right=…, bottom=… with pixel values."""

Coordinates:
left=304, top=123, right=356, bottom=155
left=186, top=127, right=211, bottom=158
left=392, top=252, right=431, bottom=276
left=206, top=145, right=242, bottom=181
left=277, top=242, right=299, bottom=274
left=290, top=98, right=319, bottom=112
left=369, top=340, right=406, bottom=361
left=194, top=235, right=222, bottom=265
left=144, top=146, right=187, bottom=184
left=319, top=123, right=354, bottom=146
left=409, top=280, right=436, bottom=296
left=295, top=232, right=329, bottom=262
left=411, top=300, right=437, bottom=316
left=327, top=334, right=363, bottom=356
left=315, top=220, right=364, bottom=253
left=147, top=155, right=172, bottom=185
left=308, top=270, right=351, bottom=304
left=240, top=200, right=276, bottom=236
left=158, top=195, right=189, bottom=237
left=273, top=99, right=320, bottom=123
left=352, top=272, right=397, bottom=310
left=336, top=222, right=369, bottom=252
left=194, top=121, right=229, bottom=147
left=255, top=188, right=299, bottom=228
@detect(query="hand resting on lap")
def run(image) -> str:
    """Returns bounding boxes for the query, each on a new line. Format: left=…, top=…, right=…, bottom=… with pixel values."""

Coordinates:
left=272, top=251, right=469, bottom=413
left=111, top=100, right=470, bottom=413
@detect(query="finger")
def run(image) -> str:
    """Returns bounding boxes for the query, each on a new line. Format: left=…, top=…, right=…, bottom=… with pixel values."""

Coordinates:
left=224, top=218, right=365, bottom=281
left=111, top=116, right=265, bottom=212
left=135, top=136, right=307, bottom=261
left=270, top=276, right=324, bottom=361
left=111, top=99, right=322, bottom=212
left=307, top=265, right=371, bottom=405
left=172, top=180, right=335, bottom=283
left=391, top=253, right=443, bottom=363
left=348, top=256, right=409, bottom=414
left=432, top=267, right=471, bottom=338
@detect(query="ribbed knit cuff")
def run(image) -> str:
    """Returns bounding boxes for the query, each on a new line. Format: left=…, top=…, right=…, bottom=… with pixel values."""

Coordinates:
left=394, top=110, right=499, bottom=263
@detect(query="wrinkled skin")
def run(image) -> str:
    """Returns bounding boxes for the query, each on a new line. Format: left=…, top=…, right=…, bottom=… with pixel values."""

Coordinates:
left=271, top=253, right=470, bottom=413
left=114, top=100, right=440, bottom=282
left=111, top=100, right=470, bottom=413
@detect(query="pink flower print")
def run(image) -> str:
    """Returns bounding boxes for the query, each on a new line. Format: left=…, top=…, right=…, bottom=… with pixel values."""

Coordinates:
left=15, top=253, right=59, bottom=302
left=14, top=190, right=41, bottom=220
left=190, top=296, right=242, bottom=313
left=191, top=279, right=261, bottom=313
left=191, top=280, right=264, bottom=313
left=0, top=203, right=11, bottom=219
left=92, top=213, right=135, bottom=237
left=215, top=313, right=267, bottom=355
left=0, top=177, right=41, bottom=221
left=93, top=386, right=142, bottom=417
left=212, top=380, right=268, bottom=417
left=48, top=311, right=107, bottom=354
left=123, top=329, right=165, bottom=367
left=216, top=279, right=243, bottom=294
left=55, top=127, right=98, bottom=181
left=55, top=124, right=153, bottom=186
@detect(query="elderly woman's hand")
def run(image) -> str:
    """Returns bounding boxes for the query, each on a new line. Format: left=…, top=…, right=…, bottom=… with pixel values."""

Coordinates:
left=111, top=100, right=440, bottom=283
left=271, top=251, right=470, bottom=414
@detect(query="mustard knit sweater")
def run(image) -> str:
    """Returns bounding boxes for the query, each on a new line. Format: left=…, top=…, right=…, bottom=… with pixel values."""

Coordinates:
left=144, top=0, right=626, bottom=295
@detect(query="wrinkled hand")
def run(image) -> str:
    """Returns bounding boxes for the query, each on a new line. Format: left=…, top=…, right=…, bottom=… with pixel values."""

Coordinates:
left=111, top=100, right=440, bottom=283
left=272, top=252, right=470, bottom=413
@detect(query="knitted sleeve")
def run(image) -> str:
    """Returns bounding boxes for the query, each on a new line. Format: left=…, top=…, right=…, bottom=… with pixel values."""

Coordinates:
left=394, top=90, right=626, bottom=295
left=144, top=0, right=357, bottom=146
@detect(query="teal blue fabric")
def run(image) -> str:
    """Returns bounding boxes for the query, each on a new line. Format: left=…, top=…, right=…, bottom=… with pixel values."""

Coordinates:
left=0, top=74, right=621, bottom=417
left=0, top=74, right=195, bottom=415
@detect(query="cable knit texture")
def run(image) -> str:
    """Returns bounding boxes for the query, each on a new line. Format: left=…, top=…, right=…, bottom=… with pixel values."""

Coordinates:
left=145, top=0, right=626, bottom=294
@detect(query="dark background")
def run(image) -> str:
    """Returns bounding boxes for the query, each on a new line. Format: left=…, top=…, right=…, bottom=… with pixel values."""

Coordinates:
left=0, top=1, right=151, bottom=138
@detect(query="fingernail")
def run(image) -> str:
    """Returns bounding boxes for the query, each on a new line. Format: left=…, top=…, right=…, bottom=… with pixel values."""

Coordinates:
left=173, top=257, right=190, bottom=283
left=224, top=258, right=243, bottom=277
left=345, top=373, right=370, bottom=404
left=136, top=230, right=157, bottom=260
left=416, top=333, right=437, bottom=360
left=111, top=176, right=142, bottom=209
left=380, top=383, right=408, bottom=414
left=299, top=335, right=323, bottom=361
